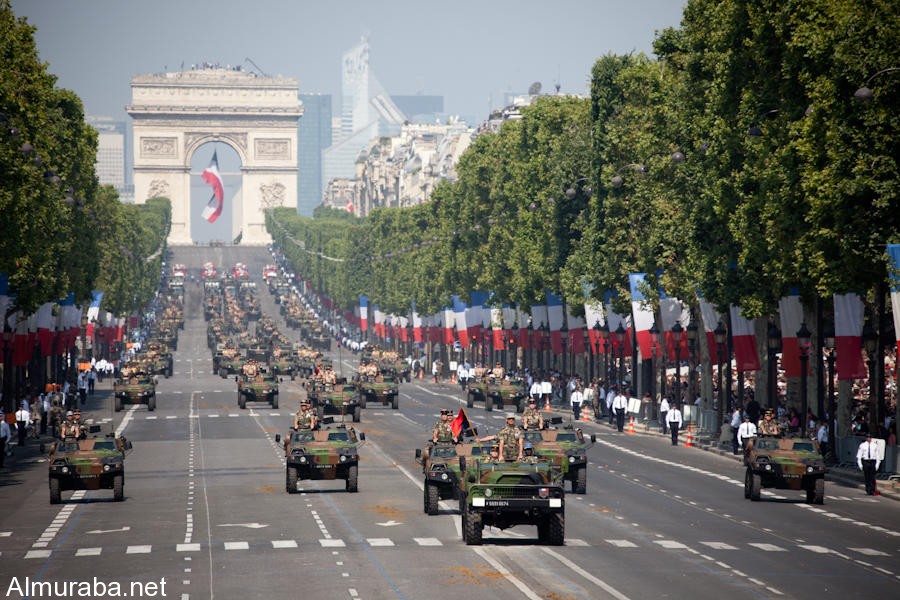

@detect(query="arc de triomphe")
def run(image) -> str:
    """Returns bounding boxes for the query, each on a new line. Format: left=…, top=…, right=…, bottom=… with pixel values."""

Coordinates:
left=127, top=68, right=302, bottom=245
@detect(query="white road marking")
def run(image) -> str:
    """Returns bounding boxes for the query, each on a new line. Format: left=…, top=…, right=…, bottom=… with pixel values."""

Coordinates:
left=319, top=539, right=346, bottom=547
left=540, top=547, right=633, bottom=600
left=700, top=541, right=738, bottom=550
left=748, top=543, right=786, bottom=552
left=224, top=542, right=249, bottom=550
left=367, top=538, right=395, bottom=547
left=177, top=544, right=201, bottom=552
left=413, top=537, right=442, bottom=546
left=849, top=547, right=889, bottom=556
left=75, top=547, right=102, bottom=556
left=126, top=545, right=152, bottom=554
left=605, top=540, right=638, bottom=548
left=655, top=540, right=688, bottom=549
left=271, top=540, right=297, bottom=549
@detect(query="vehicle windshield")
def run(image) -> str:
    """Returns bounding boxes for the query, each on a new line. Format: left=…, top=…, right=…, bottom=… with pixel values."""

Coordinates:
left=556, top=433, right=578, bottom=442
left=431, top=446, right=457, bottom=459
left=523, top=432, right=543, bottom=443
left=292, top=431, right=315, bottom=443
left=327, top=432, right=350, bottom=441
left=93, top=441, right=117, bottom=451
left=755, top=439, right=780, bottom=450
left=792, top=442, right=815, bottom=452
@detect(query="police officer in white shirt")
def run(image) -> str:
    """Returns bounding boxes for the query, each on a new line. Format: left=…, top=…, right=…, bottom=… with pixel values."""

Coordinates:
left=666, top=403, right=683, bottom=445
left=570, top=385, right=584, bottom=420
left=659, top=397, right=670, bottom=435
left=529, top=379, right=542, bottom=402
left=15, top=403, right=30, bottom=447
left=737, top=414, right=758, bottom=456
left=612, top=389, right=628, bottom=432
left=856, top=433, right=881, bottom=495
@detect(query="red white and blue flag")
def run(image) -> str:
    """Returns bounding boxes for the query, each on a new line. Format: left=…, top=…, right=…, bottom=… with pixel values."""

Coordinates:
left=201, top=151, right=225, bottom=223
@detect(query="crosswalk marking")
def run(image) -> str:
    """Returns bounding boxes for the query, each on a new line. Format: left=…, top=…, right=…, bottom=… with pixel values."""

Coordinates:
left=367, top=538, right=395, bottom=547
left=701, top=542, right=738, bottom=550
left=224, top=542, right=249, bottom=550
left=413, top=537, right=442, bottom=546
left=272, top=540, right=297, bottom=549
left=319, top=539, right=345, bottom=547
left=75, top=547, right=102, bottom=556
left=799, top=545, right=831, bottom=554
left=565, top=539, right=590, bottom=546
left=126, top=545, right=152, bottom=554
left=748, top=543, right=786, bottom=552
left=176, top=544, right=201, bottom=552
left=849, top=547, right=889, bottom=556
left=25, top=550, right=52, bottom=559
left=605, top=539, right=638, bottom=548
left=655, top=540, right=688, bottom=549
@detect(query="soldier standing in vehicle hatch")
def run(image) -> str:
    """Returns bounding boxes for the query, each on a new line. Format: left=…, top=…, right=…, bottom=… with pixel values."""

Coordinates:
left=432, top=408, right=456, bottom=443
left=498, top=413, right=523, bottom=462
left=294, top=399, right=317, bottom=430
left=521, top=398, right=544, bottom=430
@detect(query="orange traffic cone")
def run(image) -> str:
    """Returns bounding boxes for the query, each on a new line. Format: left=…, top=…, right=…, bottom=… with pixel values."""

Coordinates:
left=450, top=372, right=457, bottom=385
left=543, top=397, right=551, bottom=412
left=626, top=417, right=636, bottom=434
left=685, top=426, right=693, bottom=447
left=581, top=406, right=592, bottom=423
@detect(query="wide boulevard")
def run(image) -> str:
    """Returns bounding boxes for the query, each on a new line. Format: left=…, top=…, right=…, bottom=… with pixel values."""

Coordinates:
left=2, top=246, right=899, bottom=600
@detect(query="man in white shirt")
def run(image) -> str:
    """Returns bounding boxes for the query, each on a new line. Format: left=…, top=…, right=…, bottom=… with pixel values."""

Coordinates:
left=816, top=421, right=829, bottom=458
left=583, top=384, right=595, bottom=421
left=457, top=362, right=469, bottom=391
left=856, top=433, right=881, bottom=496
left=659, top=397, right=670, bottom=435
left=529, top=379, right=542, bottom=402
left=667, top=403, right=684, bottom=445
left=15, top=403, right=30, bottom=447
left=730, top=406, right=743, bottom=455
left=570, top=385, right=584, bottom=420
left=540, top=377, right=553, bottom=406
left=606, top=387, right=616, bottom=425
left=612, top=389, right=628, bottom=432
left=737, top=414, right=758, bottom=458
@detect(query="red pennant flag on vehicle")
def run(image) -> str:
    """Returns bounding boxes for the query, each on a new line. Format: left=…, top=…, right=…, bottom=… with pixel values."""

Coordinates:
left=200, top=150, right=225, bottom=223
left=450, top=408, right=477, bottom=439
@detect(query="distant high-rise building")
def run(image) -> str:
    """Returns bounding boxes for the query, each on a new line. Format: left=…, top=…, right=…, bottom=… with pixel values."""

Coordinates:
left=323, top=37, right=405, bottom=188
left=88, top=117, right=126, bottom=191
left=298, top=93, right=332, bottom=217
left=390, top=95, right=444, bottom=123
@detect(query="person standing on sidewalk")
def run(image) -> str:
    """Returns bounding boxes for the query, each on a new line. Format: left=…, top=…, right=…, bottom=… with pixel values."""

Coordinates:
left=659, top=396, right=670, bottom=435
left=730, top=405, right=743, bottom=455
left=856, top=433, right=881, bottom=496
left=0, top=412, right=10, bottom=468
left=737, top=414, right=758, bottom=460
left=570, top=384, right=584, bottom=421
left=77, top=371, right=88, bottom=406
left=612, top=388, right=628, bottom=432
left=40, top=392, right=50, bottom=436
left=667, top=403, right=683, bottom=445
left=15, top=402, right=30, bottom=447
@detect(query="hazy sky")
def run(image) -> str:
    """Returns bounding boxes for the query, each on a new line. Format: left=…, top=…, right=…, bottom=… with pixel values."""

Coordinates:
left=11, top=0, right=687, bottom=122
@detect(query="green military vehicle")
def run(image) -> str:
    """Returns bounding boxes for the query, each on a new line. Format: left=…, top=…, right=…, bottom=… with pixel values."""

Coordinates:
left=216, top=345, right=244, bottom=378
left=276, top=423, right=366, bottom=493
left=466, top=376, right=490, bottom=410
left=744, top=437, right=826, bottom=504
left=458, top=455, right=566, bottom=545
left=306, top=380, right=361, bottom=422
left=113, top=369, right=157, bottom=412
left=138, top=341, right=174, bottom=379
left=522, top=424, right=595, bottom=494
left=415, top=442, right=485, bottom=515
left=357, top=373, right=399, bottom=409
left=268, top=344, right=297, bottom=381
left=236, top=363, right=280, bottom=409
left=48, top=428, right=133, bottom=503
left=486, top=377, right=527, bottom=413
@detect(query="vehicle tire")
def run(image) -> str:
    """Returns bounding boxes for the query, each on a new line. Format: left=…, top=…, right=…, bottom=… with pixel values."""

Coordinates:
left=49, top=478, right=61, bottom=504
left=346, top=465, right=358, bottom=493
left=353, top=406, right=361, bottom=423
left=516, top=399, right=524, bottom=413
left=484, top=396, right=493, bottom=412
left=271, top=394, right=279, bottom=409
left=463, top=506, right=482, bottom=545
left=148, top=395, right=156, bottom=412
left=113, top=475, right=124, bottom=502
left=749, top=472, right=761, bottom=501
left=359, top=395, right=367, bottom=409
left=219, top=368, right=226, bottom=379
left=392, top=395, right=399, bottom=410
left=574, top=467, right=587, bottom=495
left=467, top=393, right=474, bottom=408
left=286, top=467, right=298, bottom=493
left=424, top=483, right=439, bottom=515
left=317, top=406, right=325, bottom=419
left=167, top=361, right=173, bottom=378
left=546, top=513, right=565, bottom=546
left=744, top=468, right=752, bottom=499
left=808, top=478, right=825, bottom=505
left=238, top=394, right=246, bottom=410
left=537, top=519, right=549, bottom=543
left=114, top=395, right=122, bottom=412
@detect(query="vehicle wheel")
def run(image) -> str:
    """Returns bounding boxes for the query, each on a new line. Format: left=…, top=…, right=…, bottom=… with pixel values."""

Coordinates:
left=167, top=362, right=173, bottom=378
left=359, top=395, right=367, bottom=409
left=114, top=395, right=122, bottom=412
left=238, top=394, right=246, bottom=410
left=148, top=395, right=156, bottom=412
left=271, top=394, right=279, bottom=409
left=286, top=467, right=298, bottom=493
left=424, top=483, right=439, bottom=515
left=317, top=406, right=325, bottom=419
left=574, top=467, right=587, bottom=495
left=546, top=513, right=565, bottom=546
left=808, top=478, right=825, bottom=505
left=484, top=396, right=493, bottom=412
left=744, top=468, right=752, bottom=499
left=392, top=395, right=399, bottom=410
left=463, top=506, right=482, bottom=545
left=749, top=472, right=761, bottom=501
left=49, top=478, right=61, bottom=504
left=346, top=465, right=358, bottom=493
left=219, top=368, right=226, bottom=378
left=353, top=406, right=361, bottom=423
left=467, top=393, right=474, bottom=408
left=113, top=475, right=124, bottom=501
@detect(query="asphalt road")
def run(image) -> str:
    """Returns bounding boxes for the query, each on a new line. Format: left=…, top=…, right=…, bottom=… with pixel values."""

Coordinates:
left=2, top=245, right=899, bottom=600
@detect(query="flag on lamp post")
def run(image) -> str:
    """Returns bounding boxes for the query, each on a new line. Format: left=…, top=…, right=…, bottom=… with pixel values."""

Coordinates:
left=200, top=150, right=225, bottom=223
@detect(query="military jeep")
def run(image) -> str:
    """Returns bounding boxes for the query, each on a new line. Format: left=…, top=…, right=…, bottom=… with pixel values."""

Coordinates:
left=465, top=377, right=490, bottom=410
left=236, top=364, right=280, bottom=409
left=458, top=456, right=566, bottom=545
left=522, top=424, right=595, bottom=494
left=113, top=369, right=157, bottom=412
left=415, top=442, right=487, bottom=515
left=486, top=377, right=527, bottom=413
left=306, top=381, right=361, bottom=422
left=48, top=428, right=133, bottom=503
left=744, top=437, right=827, bottom=504
left=357, top=374, right=399, bottom=410
left=276, top=423, right=366, bottom=493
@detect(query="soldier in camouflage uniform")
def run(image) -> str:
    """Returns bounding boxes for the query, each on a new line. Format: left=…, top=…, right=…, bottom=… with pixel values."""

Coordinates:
left=521, top=398, right=544, bottom=430
left=498, top=413, right=523, bottom=462
left=432, top=408, right=456, bottom=443
left=520, top=441, right=540, bottom=463
left=293, top=400, right=318, bottom=430
left=758, top=408, right=781, bottom=437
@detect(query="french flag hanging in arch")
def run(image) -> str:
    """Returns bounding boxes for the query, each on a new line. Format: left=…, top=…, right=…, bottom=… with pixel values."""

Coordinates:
left=201, top=150, right=225, bottom=223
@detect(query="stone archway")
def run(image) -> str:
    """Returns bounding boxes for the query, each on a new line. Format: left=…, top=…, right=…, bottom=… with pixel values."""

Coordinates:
left=128, top=67, right=302, bottom=245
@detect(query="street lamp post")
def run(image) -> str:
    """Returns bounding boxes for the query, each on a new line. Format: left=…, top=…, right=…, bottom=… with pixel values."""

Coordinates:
left=597, top=322, right=609, bottom=383
left=797, top=322, right=812, bottom=438
left=509, top=322, right=518, bottom=373
left=823, top=324, right=836, bottom=463
left=614, top=323, right=626, bottom=391
left=686, top=320, right=698, bottom=407
left=715, top=321, right=727, bottom=433
left=767, top=322, right=781, bottom=409
left=527, top=319, right=534, bottom=372
left=650, top=321, right=663, bottom=407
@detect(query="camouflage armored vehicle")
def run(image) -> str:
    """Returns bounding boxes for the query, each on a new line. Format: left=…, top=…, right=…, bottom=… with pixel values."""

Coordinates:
left=294, top=347, right=322, bottom=378
left=486, top=377, right=527, bottom=413
left=522, top=424, right=595, bottom=494
left=466, top=377, right=490, bottom=410
left=268, top=344, right=297, bottom=381
left=216, top=345, right=243, bottom=378
left=744, top=437, right=826, bottom=504
left=306, top=381, right=361, bottom=422
left=113, top=368, right=157, bottom=412
left=458, top=455, right=566, bottom=545
left=415, top=442, right=485, bottom=515
left=236, top=362, right=280, bottom=409
left=48, top=428, right=133, bottom=503
left=276, top=423, right=366, bottom=493
left=357, top=373, right=399, bottom=409
left=139, top=341, right=173, bottom=378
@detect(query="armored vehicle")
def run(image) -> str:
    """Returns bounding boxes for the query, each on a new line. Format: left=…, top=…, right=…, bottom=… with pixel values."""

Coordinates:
left=237, top=362, right=280, bottom=409
left=521, top=425, right=595, bottom=494
left=268, top=344, right=296, bottom=381
left=744, top=437, right=826, bottom=504
left=307, top=381, right=361, bottom=422
left=216, top=345, right=243, bottom=378
left=415, top=442, right=485, bottom=515
left=139, top=342, right=173, bottom=379
left=276, top=423, right=366, bottom=493
left=113, top=369, right=157, bottom=412
left=486, top=377, right=527, bottom=413
left=357, top=373, right=399, bottom=409
left=466, top=377, right=490, bottom=409
left=48, top=428, right=133, bottom=503
left=458, top=456, right=565, bottom=545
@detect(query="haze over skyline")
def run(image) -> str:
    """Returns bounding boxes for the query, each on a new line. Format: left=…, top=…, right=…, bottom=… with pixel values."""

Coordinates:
left=11, top=0, right=686, bottom=123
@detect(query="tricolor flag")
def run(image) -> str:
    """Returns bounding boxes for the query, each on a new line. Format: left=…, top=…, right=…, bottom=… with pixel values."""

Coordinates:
left=546, top=292, right=565, bottom=355
left=452, top=296, right=470, bottom=346
left=629, top=273, right=655, bottom=359
left=697, top=290, right=722, bottom=362
left=658, top=282, right=690, bottom=360
left=490, top=306, right=505, bottom=349
left=605, top=290, right=632, bottom=356
left=410, top=299, right=423, bottom=343
left=889, top=245, right=900, bottom=357
left=834, top=293, right=867, bottom=380
left=729, top=305, right=761, bottom=372
left=358, top=295, right=368, bottom=332
left=778, top=290, right=803, bottom=378
left=200, top=151, right=225, bottom=223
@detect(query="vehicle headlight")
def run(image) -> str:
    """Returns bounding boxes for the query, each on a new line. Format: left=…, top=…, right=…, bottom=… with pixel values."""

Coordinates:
left=538, top=487, right=550, bottom=499
left=61, top=466, right=69, bottom=474
left=299, top=456, right=307, bottom=463
left=806, top=466, right=814, bottom=473
left=484, top=488, right=493, bottom=497
left=764, top=464, right=772, bottom=471
left=103, top=464, right=111, bottom=472
left=440, top=472, right=448, bottom=480
left=339, top=455, right=347, bottom=462
left=569, top=456, right=576, bottom=463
